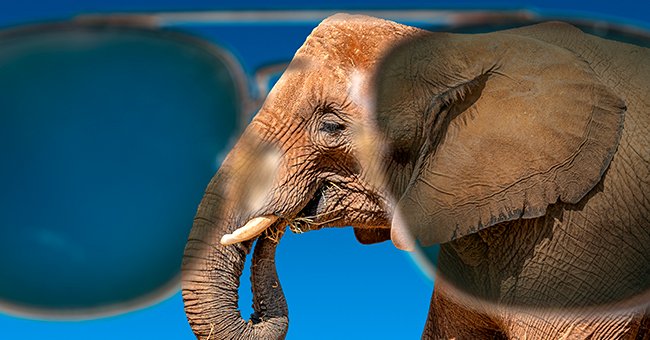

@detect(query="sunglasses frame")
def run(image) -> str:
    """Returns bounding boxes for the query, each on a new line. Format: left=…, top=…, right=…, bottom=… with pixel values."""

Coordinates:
left=0, top=8, right=648, bottom=320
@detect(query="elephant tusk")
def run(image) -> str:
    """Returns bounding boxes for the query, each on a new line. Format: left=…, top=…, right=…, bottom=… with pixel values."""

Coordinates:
left=221, top=215, right=279, bottom=245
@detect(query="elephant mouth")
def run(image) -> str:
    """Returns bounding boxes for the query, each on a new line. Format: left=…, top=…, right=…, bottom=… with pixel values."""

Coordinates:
left=292, top=183, right=392, bottom=233
left=221, top=183, right=332, bottom=245
left=287, top=186, right=335, bottom=232
left=298, top=185, right=329, bottom=220
left=223, top=180, right=389, bottom=245
left=299, top=188, right=322, bottom=217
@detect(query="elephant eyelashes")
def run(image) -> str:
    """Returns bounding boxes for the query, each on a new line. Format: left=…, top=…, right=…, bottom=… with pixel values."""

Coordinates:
left=313, top=112, right=348, bottom=149
left=320, top=121, right=346, bottom=134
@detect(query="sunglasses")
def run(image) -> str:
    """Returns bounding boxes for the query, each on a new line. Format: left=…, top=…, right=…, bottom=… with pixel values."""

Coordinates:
left=0, top=9, right=647, bottom=319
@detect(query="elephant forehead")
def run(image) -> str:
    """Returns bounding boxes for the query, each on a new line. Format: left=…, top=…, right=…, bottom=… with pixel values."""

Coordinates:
left=279, top=62, right=361, bottom=109
left=295, top=14, right=423, bottom=71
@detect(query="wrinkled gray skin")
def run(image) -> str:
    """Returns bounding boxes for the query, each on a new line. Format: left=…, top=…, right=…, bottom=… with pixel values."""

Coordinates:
left=182, top=14, right=650, bottom=339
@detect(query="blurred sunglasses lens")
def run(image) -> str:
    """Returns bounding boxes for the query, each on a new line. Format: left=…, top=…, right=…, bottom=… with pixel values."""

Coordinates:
left=0, top=26, right=241, bottom=316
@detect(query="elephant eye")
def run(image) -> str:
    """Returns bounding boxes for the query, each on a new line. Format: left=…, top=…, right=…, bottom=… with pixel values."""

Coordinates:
left=313, top=112, right=348, bottom=149
left=320, top=121, right=346, bottom=134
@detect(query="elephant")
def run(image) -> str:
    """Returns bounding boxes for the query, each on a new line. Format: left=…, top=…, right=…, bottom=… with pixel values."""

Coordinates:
left=181, top=14, right=650, bottom=339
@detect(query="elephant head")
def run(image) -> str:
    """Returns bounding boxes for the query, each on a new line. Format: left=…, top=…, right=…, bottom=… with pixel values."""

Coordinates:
left=182, top=14, right=626, bottom=338
left=181, top=14, right=423, bottom=339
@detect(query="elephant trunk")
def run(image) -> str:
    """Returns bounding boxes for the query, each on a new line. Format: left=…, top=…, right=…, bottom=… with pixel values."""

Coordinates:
left=181, top=132, right=289, bottom=339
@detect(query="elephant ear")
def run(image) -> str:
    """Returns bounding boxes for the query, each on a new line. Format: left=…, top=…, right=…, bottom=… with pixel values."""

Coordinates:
left=386, top=31, right=626, bottom=248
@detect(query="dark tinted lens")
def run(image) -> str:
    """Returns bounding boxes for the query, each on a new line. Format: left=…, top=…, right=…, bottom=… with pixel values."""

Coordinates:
left=0, top=26, right=240, bottom=316
left=404, top=18, right=650, bottom=308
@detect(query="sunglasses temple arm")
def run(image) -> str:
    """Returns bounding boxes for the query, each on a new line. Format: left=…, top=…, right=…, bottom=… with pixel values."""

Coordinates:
left=242, top=61, right=290, bottom=122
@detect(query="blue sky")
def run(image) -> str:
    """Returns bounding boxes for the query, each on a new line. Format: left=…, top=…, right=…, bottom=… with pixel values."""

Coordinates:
left=1, top=1, right=649, bottom=339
